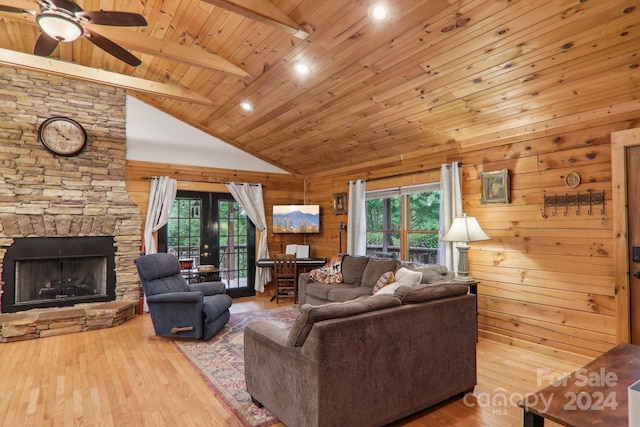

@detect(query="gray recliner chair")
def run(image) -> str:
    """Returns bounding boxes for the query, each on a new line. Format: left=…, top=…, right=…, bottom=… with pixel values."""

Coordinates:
left=135, top=253, right=232, bottom=340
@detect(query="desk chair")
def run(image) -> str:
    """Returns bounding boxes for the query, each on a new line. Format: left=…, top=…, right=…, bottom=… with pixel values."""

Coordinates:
left=274, top=253, right=297, bottom=304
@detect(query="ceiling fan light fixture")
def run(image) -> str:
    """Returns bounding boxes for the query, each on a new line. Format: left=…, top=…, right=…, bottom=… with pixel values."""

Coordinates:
left=37, top=13, right=83, bottom=42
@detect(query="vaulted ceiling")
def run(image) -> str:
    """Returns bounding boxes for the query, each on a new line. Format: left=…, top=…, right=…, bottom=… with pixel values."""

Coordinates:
left=1, top=0, right=639, bottom=176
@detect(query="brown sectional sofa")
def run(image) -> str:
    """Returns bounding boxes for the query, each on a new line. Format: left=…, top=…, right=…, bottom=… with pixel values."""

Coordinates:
left=298, top=254, right=454, bottom=305
left=244, top=282, right=477, bottom=427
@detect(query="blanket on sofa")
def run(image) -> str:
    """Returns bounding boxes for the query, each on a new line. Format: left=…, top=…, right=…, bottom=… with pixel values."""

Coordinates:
left=308, top=253, right=346, bottom=284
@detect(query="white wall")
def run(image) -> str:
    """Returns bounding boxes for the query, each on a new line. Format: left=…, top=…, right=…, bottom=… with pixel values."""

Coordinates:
left=125, top=96, right=287, bottom=174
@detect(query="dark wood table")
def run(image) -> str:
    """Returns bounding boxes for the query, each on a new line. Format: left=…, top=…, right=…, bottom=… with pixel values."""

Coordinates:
left=256, top=258, right=327, bottom=269
left=517, top=343, right=640, bottom=426
left=257, top=258, right=326, bottom=302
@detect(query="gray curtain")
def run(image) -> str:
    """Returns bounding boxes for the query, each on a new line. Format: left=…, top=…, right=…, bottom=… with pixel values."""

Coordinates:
left=438, top=163, right=463, bottom=271
left=226, top=182, right=270, bottom=292
left=347, top=180, right=367, bottom=255
left=144, top=176, right=177, bottom=255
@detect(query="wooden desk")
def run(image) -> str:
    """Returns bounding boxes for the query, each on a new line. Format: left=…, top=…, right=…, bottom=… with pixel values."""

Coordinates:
left=257, top=258, right=326, bottom=301
left=517, top=343, right=640, bottom=426
left=256, top=258, right=326, bottom=269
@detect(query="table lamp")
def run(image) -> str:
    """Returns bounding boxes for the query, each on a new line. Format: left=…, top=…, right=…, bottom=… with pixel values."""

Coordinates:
left=441, top=213, right=490, bottom=282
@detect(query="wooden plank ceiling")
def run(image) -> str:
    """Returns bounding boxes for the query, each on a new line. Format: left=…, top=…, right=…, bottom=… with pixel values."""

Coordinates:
left=1, top=0, right=639, bottom=176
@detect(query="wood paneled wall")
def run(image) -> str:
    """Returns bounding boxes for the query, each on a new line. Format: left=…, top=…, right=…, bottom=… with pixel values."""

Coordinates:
left=303, top=118, right=640, bottom=358
left=126, top=160, right=305, bottom=256
left=127, top=115, right=639, bottom=358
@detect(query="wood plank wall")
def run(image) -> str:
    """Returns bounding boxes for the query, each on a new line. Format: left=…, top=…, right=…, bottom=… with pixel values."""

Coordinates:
left=459, top=120, right=638, bottom=359
left=125, top=160, right=305, bottom=256
left=302, top=118, right=640, bottom=358
left=126, top=115, right=639, bottom=358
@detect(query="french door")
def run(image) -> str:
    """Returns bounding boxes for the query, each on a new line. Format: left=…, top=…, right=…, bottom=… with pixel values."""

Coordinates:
left=158, top=191, right=256, bottom=298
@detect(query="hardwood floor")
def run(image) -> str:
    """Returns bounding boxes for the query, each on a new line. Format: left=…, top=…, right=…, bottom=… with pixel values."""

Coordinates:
left=0, top=294, right=594, bottom=427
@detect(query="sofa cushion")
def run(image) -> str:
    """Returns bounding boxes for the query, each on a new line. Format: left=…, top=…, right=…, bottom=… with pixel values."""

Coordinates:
left=403, top=262, right=454, bottom=283
left=394, top=267, right=422, bottom=286
left=360, top=258, right=400, bottom=288
left=395, top=282, right=469, bottom=304
left=287, top=295, right=402, bottom=347
left=327, top=286, right=373, bottom=302
left=306, top=282, right=358, bottom=302
left=373, top=271, right=395, bottom=294
left=340, top=256, right=370, bottom=285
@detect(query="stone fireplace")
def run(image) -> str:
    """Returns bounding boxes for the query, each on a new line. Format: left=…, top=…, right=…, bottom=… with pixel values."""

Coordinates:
left=0, top=65, right=143, bottom=316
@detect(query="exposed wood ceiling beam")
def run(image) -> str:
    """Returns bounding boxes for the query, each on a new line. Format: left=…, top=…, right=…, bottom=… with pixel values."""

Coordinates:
left=203, top=0, right=309, bottom=39
left=84, top=25, right=252, bottom=78
left=0, top=8, right=252, bottom=78
left=0, top=48, right=215, bottom=105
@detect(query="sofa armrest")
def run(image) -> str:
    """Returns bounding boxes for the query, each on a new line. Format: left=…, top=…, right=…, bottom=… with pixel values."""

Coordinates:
left=146, top=292, right=204, bottom=339
left=298, top=272, right=312, bottom=304
left=244, top=321, right=320, bottom=426
left=147, top=291, right=202, bottom=303
left=245, top=321, right=291, bottom=347
left=189, top=281, right=226, bottom=296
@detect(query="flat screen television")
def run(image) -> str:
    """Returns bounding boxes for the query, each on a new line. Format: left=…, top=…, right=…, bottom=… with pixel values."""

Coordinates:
left=272, top=205, right=320, bottom=233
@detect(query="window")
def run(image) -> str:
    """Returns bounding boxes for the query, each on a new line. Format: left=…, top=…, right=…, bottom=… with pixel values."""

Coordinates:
left=366, top=183, right=440, bottom=262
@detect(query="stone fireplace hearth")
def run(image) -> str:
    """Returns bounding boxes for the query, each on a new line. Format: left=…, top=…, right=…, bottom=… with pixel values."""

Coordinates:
left=0, top=66, right=143, bottom=323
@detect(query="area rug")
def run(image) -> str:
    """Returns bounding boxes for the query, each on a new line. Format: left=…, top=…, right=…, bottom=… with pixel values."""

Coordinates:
left=173, top=306, right=300, bottom=427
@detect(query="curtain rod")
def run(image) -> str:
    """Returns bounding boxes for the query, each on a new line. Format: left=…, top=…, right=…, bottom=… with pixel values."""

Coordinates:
left=364, top=162, right=462, bottom=183
left=140, top=176, right=263, bottom=187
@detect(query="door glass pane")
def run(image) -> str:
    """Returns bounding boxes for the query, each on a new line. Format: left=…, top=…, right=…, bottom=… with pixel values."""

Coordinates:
left=218, top=199, right=249, bottom=290
left=167, top=197, right=201, bottom=266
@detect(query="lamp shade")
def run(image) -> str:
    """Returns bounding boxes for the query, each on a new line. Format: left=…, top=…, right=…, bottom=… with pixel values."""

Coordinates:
left=441, top=214, right=490, bottom=243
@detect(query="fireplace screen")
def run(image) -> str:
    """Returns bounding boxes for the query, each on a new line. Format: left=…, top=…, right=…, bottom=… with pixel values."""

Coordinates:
left=15, top=256, right=107, bottom=304
left=1, top=236, right=116, bottom=313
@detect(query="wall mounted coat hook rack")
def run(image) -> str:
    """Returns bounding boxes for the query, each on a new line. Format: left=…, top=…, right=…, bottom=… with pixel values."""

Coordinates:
left=542, top=190, right=604, bottom=222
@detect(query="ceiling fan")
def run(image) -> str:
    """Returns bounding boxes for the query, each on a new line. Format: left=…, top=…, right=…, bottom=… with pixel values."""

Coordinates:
left=0, top=0, right=147, bottom=66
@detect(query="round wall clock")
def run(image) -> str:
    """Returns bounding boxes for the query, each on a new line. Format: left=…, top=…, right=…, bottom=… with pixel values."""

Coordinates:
left=37, top=116, right=87, bottom=156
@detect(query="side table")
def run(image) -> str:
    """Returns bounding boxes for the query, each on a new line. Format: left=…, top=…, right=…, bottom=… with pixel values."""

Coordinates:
left=465, top=280, right=479, bottom=340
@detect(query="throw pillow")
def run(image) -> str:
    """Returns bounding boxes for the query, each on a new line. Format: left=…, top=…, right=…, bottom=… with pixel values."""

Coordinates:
left=394, top=267, right=422, bottom=286
left=373, top=271, right=395, bottom=294
left=308, top=253, right=346, bottom=284
left=373, top=281, right=402, bottom=296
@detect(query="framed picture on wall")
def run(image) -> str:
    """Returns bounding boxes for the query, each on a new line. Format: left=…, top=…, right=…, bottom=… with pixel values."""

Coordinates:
left=480, top=169, right=510, bottom=204
left=333, top=192, right=347, bottom=215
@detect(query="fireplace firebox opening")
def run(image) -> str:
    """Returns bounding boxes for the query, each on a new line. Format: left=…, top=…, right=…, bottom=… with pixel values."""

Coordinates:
left=1, top=237, right=116, bottom=313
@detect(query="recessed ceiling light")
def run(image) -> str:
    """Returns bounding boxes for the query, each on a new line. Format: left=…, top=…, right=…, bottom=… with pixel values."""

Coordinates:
left=293, top=62, right=311, bottom=75
left=369, top=4, right=388, bottom=21
left=240, top=101, right=254, bottom=111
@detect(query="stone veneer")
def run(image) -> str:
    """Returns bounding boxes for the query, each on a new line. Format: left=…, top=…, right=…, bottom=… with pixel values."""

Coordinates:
left=0, top=65, right=143, bottom=315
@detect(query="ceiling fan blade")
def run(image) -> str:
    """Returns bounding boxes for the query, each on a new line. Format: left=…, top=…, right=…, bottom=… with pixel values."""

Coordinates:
left=0, top=5, right=33, bottom=14
left=39, top=0, right=82, bottom=14
left=33, top=32, right=59, bottom=56
left=77, top=11, right=147, bottom=27
left=83, top=28, right=141, bottom=66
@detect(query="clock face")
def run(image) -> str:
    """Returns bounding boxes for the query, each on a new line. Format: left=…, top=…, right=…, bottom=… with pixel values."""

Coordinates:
left=38, top=117, right=87, bottom=156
